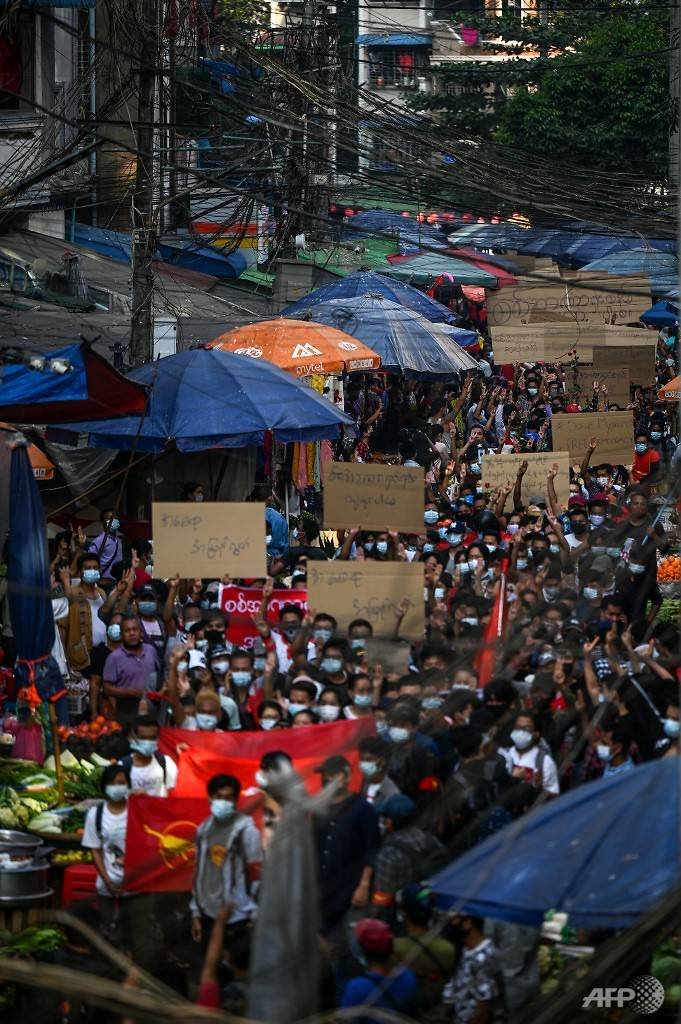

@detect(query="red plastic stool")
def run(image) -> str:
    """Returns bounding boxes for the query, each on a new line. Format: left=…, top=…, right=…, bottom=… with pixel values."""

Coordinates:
left=61, top=864, right=98, bottom=907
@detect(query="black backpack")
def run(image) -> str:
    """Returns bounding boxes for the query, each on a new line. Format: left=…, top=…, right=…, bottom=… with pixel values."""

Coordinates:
left=383, top=832, right=449, bottom=884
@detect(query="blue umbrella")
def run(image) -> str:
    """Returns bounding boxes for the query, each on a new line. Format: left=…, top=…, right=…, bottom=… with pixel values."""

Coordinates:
left=641, top=298, right=679, bottom=327
left=282, top=270, right=459, bottom=323
left=429, top=760, right=679, bottom=929
left=579, top=248, right=678, bottom=295
left=449, top=223, right=533, bottom=251
left=569, top=237, right=676, bottom=264
left=49, top=348, right=354, bottom=452
left=297, top=296, right=479, bottom=377
left=347, top=210, right=447, bottom=241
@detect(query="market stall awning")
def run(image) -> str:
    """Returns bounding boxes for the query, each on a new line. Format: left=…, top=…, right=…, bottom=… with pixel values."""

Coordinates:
left=355, top=32, right=432, bottom=45
left=641, top=298, right=679, bottom=327
left=0, top=343, right=147, bottom=424
left=383, top=253, right=498, bottom=287
left=429, top=759, right=680, bottom=929
left=658, top=374, right=681, bottom=402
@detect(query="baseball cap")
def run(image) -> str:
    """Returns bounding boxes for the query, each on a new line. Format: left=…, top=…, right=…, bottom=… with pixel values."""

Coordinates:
left=208, top=644, right=231, bottom=660
left=188, top=649, right=207, bottom=669
left=354, top=918, right=393, bottom=957
left=568, top=495, right=587, bottom=509
left=399, top=883, right=435, bottom=924
left=588, top=493, right=609, bottom=506
left=315, top=755, right=351, bottom=776
left=527, top=504, right=543, bottom=516
left=375, top=794, right=417, bottom=823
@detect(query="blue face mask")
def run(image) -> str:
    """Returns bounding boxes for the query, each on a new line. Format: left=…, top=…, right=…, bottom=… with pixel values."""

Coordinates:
left=424, top=510, right=439, bottom=525
left=138, top=601, right=156, bottom=616
left=364, top=542, right=375, bottom=553
left=422, top=543, right=435, bottom=554
left=350, top=637, right=366, bottom=650
left=376, top=541, right=388, bottom=555
left=107, top=518, right=120, bottom=532
left=211, top=799, right=235, bottom=820
left=105, top=784, right=128, bottom=802
left=470, top=463, right=481, bottom=474
left=231, top=671, right=252, bottom=687
left=321, top=657, right=343, bottom=675
left=353, top=693, right=373, bottom=708
left=650, top=431, right=662, bottom=441
left=635, top=443, right=648, bottom=454
left=196, top=713, right=218, bottom=731
left=82, top=569, right=100, bottom=585
left=665, top=336, right=676, bottom=347
left=527, top=387, right=538, bottom=397
left=130, top=738, right=158, bottom=757
left=464, top=494, right=475, bottom=506
left=313, top=627, right=333, bottom=643
left=107, top=624, right=121, bottom=642
left=438, top=527, right=448, bottom=539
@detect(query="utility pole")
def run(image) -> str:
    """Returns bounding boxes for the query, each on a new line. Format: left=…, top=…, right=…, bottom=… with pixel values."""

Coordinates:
left=129, top=0, right=158, bottom=365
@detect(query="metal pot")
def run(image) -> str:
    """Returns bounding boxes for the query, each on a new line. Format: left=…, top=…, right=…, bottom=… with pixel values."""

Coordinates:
left=0, top=830, right=44, bottom=855
left=0, top=862, right=49, bottom=901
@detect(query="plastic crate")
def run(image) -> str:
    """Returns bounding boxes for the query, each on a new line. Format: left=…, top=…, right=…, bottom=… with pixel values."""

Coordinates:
left=61, top=864, right=98, bottom=907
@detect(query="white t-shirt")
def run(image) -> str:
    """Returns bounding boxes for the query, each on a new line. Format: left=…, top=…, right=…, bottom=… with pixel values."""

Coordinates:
left=52, top=596, right=69, bottom=677
left=500, top=744, right=559, bottom=794
left=129, top=753, right=178, bottom=797
left=88, top=595, right=107, bottom=646
left=82, top=803, right=128, bottom=894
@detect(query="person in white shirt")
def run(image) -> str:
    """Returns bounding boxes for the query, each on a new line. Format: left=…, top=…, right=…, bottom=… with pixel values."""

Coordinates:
left=120, top=714, right=178, bottom=797
left=500, top=713, right=559, bottom=795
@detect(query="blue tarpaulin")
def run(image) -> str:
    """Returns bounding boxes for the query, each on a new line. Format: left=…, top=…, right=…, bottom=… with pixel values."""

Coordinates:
left=580, top=248, right=678, bottom=295
left=641, top=298, right=679, bottom=327
left=356, top=33, right=431, bottom=45
left=49, top=348, right=354, bottom=452
left=429, top=759, right=680, bottom=928
left=282, top=270, right=459, bottom=323
left=298, top=296, right=478, bottom=377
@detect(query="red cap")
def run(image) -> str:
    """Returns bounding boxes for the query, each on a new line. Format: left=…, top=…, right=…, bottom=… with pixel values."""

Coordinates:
left=568, top=495, right=587, bottom=509
left=589, top=492, right=609, bottom=506
left=355, top=918, right=394, bottom=957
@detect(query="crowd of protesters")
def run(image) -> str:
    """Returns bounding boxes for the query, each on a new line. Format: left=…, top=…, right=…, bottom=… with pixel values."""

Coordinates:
left=17, top=319, right=679, bottom=1021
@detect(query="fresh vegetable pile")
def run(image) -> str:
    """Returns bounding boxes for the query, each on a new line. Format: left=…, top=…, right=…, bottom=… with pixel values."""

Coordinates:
left=0, top=756, right=105, bottom=833
left=657, top=555, right=681, bottom=583
left=652, top=936, right=681, bottom=1008
left=58, top=719, right=126, bottom=762
left=0, top=926, right=64, bottom=1010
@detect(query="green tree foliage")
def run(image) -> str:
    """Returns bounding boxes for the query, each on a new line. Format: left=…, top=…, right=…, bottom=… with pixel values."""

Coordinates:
left=415, top=4, right=671, bottom=177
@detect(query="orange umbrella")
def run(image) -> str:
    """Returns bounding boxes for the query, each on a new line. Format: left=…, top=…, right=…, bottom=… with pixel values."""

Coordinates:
left=658, top=375, right=681, bottom=402
left=209, top=319, right=381, bottom=376
left=0, top=423, right=55, bottom=480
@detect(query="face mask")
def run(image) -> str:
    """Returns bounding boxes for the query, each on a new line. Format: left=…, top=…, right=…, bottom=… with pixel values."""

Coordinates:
left=664, top=718, right=680, bottom=739
left=596, top=476, right=609, bottom=487
left=211, top=799, right=235, bottom=820
left=231, top=671, right=252, bottom=687
left=82, top=569, right=100, bottom=585
left=282, top=626, right=299, bottom=641
left=422, top=543, right=434, bottom=554
left=596, top=744, right=612, bottom=763
left=438, top=527, right=448, bottom=539
left=544, top=585, right=560, bottom=599
left=287, top=702, right=309, bottom=717
left=461, top=616, right=479, bottom=626
left=448, top=533, right=463, bottom=546
left=403, top=459, right=420, bottom=468
left=422, top=697, right=443, bottom=710
left=510, top=728, right=533, bottom=750
left=549, top=544, right=560, bottom=554
left=253, top=657, right=266, bottom=672
left=532, top=549, right=548, bottom=562
left=527, top=387, right=538, bottom=397
left=107, top=519, right=120, bottom=532
left=176, top=660, right=188, bottom=674
left=260, top=718, right=278, bottom=731
left=516, top=558, right=529, bottom=570
left=205, top=629, right=224, bottom=646
left=434, top=587, right=447, bottom=602
left=665, top=336, right=676, bottom=347
left=359, top=760, right=379, bottom=778
left=321, top=658, right=343, bottom=675
left=292, top=528, right=299, bottom=540
left=650, top=431, right=662, bottom=441
left=389, top=726, right=410, bottom=744
left=313, top=627, right=333, bottom=643
left=583, top=586, right=599, bottom=601
left=635, top=443, right=648, bottom=454
left=538, top=651, right=555, bottom=665
left=376, top=541, right=388, bottom=556
left=317, top=704, right=340, bottom=722
left=196, top=713, right=218, bottom=731
left=629, top=563, right=646, bottom=575
left=105, top=784, right=129, bottom=802
left=424, top=510, right=439, bottom=525
left=470, top=463, right=481, bottom=474
left=130, top=737, right=158, bottom=758
left=353, top=693, right=373, bottom=708
left=209, top=660, right=229, bottom=676
left=507, top=523, right=519, bottom=535
left=571, top=523, right=587, bottom=536
left=458, top=563, right=471, bottom=574
left=350, top=637, right=366, bottom=651
left=364, top=542, right=375, bottom=553
left=138, top=601, right=157, bottom=616
left=589, top=515, right=605, bottom=528
left=591, top=546, right=606, bottom=555
left=376, top=720, right=389, bottom=737
left=107, top=624, right=122, bottom=642
left=464, top=494, right=475, bottom=506
left=606, top=547, right=621, bottom=559
left=666, top=357, right=676, bottom=366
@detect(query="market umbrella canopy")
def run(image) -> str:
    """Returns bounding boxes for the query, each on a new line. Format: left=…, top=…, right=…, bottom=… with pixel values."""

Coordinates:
left=444, top=250, right=517, bottom=286
left=281, top=270, right=459, bottom=323
left=641, top=299, right=679, bottom=327
left=382, top=253, right=499, bottom=287
left=49, top=348, right=354, bottom=452
left=658, top=375, right=680, bottom=401
left=208, top=319, right=381, bottom=375
left=299, top=296, right=479, bottom=377
left=429, top=759, right=680, bottom=929
left=0, top=343, right=147, bottom=423
left=580, top=248, right=678, bottom=294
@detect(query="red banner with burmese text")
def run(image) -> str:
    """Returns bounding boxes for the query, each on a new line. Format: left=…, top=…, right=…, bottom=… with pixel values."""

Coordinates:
left=159, top=718, right=376, bottom=798
left=219, top=583, right=308, bottom=649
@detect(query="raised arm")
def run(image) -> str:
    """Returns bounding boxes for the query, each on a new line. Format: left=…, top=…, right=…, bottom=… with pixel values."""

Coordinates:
left=580, top=437, right=598, bottom=481
left=513, top=460, right=528, bottom=511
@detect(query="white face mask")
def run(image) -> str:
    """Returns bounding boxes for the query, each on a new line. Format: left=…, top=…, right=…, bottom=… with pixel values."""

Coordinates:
left=317, top=704, right=340, bottom=722
left=260, top=718, right=278, bottom=730
left=596, top=744, right=612, bottom=763
left=388, top=726, right=410, bottom=745
left=510, top=728, right=533, bottom=750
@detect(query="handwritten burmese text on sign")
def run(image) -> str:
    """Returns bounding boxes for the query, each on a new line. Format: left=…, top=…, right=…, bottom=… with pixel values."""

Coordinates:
left=490, top=326, right=594, bottom=364
left=591, top=345, right=656, bottom=386
left=481, top=452, right=571, bottom=507
left=152, top=502, right=266, bottom=578
left=307, top=562, right=424, bottom=640
left=574, top=367, right=630, bottom=406
left=487, top=277, right=650, bottom=327
left=550, top=411, right=633, bottom=465
left=324, top=462, right=424, bottom=532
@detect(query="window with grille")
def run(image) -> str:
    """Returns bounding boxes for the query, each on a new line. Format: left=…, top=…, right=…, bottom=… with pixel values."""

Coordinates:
left=367, top=47, right=424, bottom=87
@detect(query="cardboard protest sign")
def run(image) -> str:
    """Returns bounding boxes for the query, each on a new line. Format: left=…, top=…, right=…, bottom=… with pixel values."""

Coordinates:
left=490, top=326, right=594, bottom=364
left=601, top=325, right=659, bottom=346
left=592, top=345, right=656, bottom=386
left=152, top=502, right=266, bottom=578
left=363, top=637, right=412, bottom=677
left=307, top=562, right=424, bottom=640
left=219, top=584, right=308, bottom=649
left=487, top=276, right=650, bottom=328
left=574, top=366, right=630, bottom=406
left=481, top=452, right=571, bottom=507
left=550, top=411, right=633, bottom=466
left=324, top=462, right=424, bottom=532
